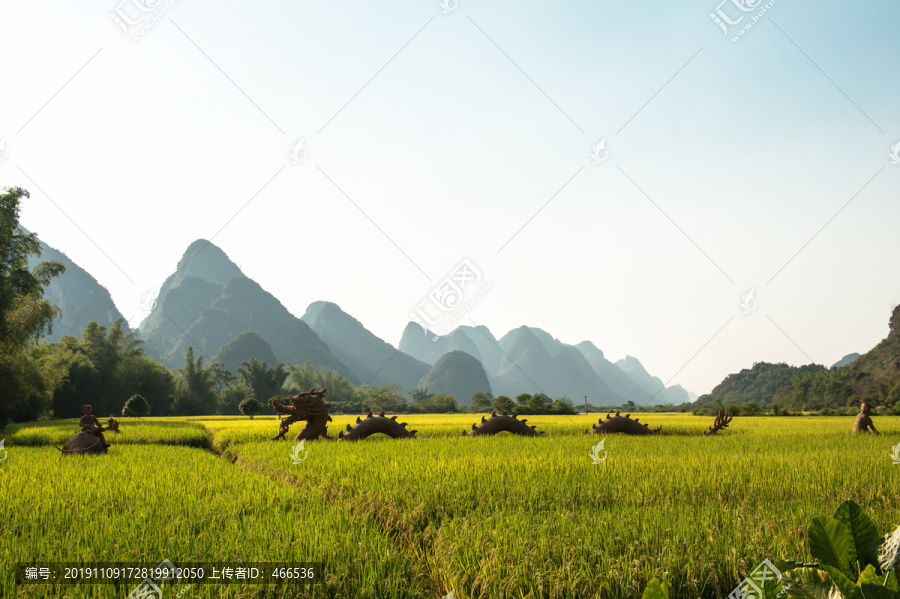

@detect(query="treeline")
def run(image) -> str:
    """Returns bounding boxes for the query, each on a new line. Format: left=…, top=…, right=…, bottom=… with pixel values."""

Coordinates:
left=697, top=359, right=900, bottom=415
left=696, top=362, right=827, bottom=406
left=6, top=315, right=584, bottom=420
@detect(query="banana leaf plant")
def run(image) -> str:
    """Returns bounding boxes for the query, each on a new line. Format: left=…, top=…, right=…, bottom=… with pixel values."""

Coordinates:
left=775, top=500, right=900, bottom=599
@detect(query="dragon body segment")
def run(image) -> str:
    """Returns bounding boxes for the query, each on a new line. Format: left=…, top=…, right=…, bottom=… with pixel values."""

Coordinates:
left=585, top=412, right=661, bottom=436
left=338, top=413, right=417, bottom=441
left=465, top=412, right=543, bottom=436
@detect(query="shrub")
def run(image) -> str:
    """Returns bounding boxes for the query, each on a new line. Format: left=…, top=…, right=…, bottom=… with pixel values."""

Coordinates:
left=122, top=394, right=151, bottom=418
left=239, top=398, right=262, bottom=419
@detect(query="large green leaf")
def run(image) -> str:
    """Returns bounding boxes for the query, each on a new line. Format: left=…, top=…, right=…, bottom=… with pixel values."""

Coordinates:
left=641, top=577, right=669, bottom=599
left=810, top=516, right=857, bottom=580
left=835, top=501, right=881, bottom=573
left=859, top=584, right=900, bottom=599
left=886, top=573, right=900, bottom=593
left=822, top=565, right=863, bottom=599
left=782, top=567, right=840, bottom=599
left=778, top=560, right=822, bottom=572
left=858, top=565, right=881, bottom=587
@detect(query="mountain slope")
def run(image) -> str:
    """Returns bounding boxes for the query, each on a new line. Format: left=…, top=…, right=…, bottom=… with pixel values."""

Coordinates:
left=697, top=362, right=827, bottom=406
left=701, top=306, right=900, bottom=408
left=24, top=229, right=127, bottom=341
left=418, top=350, right=492, bottom=404
left=572, top=341, right=653, bottom=403
left=162, top=276, right=356, bottom=380
left=138, top=241, right=357, bottom=381
left=615, top=356, right=690, bottom=404
left=831, top=353, right=860, bottom=369
left=302, top=301, right=429, bottom=394
left=399, top=323, right=483, bottom=365
left=492, top=326, right=623, bottom=403
left=213, top=331, right=278, bottom=373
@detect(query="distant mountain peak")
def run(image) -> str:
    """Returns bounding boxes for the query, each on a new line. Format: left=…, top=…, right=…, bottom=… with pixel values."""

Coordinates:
left=172, top=239, right=243, bottom=284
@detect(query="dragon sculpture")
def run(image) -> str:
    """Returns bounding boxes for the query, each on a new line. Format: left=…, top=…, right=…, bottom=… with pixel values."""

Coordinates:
left=272, top=388, right=333, bottom=441
left=338, top=412, right=418, bottom=441
left=268, top=389, right=736, bottom=441
left=56, top=405, right=120, bottom=455
left=464, top=412, right=543, bottom=436
left=585, top=405, right=733, bottom=436
left=703, top=405, right=733, bottom=435
left=585, top=411, right=661, bottom=436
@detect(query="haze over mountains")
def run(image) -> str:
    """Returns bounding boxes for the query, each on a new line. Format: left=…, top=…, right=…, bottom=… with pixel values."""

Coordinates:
left=30, top=234, right=695, bottom=404
left=399, top=324, right=691, bottom=405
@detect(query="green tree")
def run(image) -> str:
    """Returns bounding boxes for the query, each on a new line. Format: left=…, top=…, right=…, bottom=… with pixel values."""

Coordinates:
left=0, top=187, right=66, bottom=421
left=172, top=347, right=217, bottom=415
left=494, top=395, right=513, bottom=413
left=239, top=398, right=262, bottom=419
left=122, top=394, right=151, bottom=418
left=217, top=383, right=251, bottom=415
left=360, top=383, right=406, bottom=413
left=551, top=397, right=578, bottom=415
left=408, top=387, right=433, bottom=403
left=428, top=393, right=459, bottom=413
left=237, top=359, right=289, bottom=412
left=742, top=401, right=761, bottom=416
left=469, top=391, right=494, bottom=412
left=285, top=362, right=357, bottom=407
left=48, top=321, right=174, bottom=418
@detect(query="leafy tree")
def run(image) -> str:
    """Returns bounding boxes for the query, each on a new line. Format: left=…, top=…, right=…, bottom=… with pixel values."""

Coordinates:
left=527, top=393, right=553, bottom=413
left=122, top=394, right=150, bottom=418
left=239, top=398, right=262, bottom=419
left=49, top=320, right=174, bottom=418
left=742, top=401, right=761, bottom=416
left=428, top=394, right=459, bottom=413
left=217, top=383, right=251, bottom=415
left=469, top=391, right=494, bottom=412
left=237, top=358, right=289, bottom=413
left=409, top=392, right=459, bottom=413
left=359, top=383, right=406, bottom=413
left=493, top=395, right=513, bottom=413
left=286, top=362, right=356, bottom=406
left=504, top=393, right=576, bottom=415
left=172, top=347, right=217, bottom=415
left=0, top=187, right=66, bottom=421
left=408, top=387, right=433, bottom=403
left=551, top=397, right=578, bottom=415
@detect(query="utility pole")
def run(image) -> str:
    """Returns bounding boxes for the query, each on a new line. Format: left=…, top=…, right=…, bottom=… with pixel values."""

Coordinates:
left=584, top=396, right=588, bottom=415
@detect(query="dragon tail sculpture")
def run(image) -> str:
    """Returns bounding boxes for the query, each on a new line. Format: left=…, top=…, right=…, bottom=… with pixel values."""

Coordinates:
left=703, top=405, right=734, bottom=435
left=585, top=411, right=661, bottom=436
left=271, top=388, right=333, bottom=441
left=337, top=412, right=417, bottom=441
left=465, top=412, right=543, bottom=436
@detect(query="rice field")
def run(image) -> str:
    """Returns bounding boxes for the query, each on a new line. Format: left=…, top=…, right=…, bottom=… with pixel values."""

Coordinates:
left=2, top=414, right=899, bottom=598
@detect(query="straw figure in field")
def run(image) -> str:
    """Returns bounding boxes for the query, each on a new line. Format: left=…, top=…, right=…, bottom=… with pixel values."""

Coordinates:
left=56, top=405, right=120, bottom=455
left=272, top=388, right=333, bottom=441
left=852, top=401, right=879, bottom=434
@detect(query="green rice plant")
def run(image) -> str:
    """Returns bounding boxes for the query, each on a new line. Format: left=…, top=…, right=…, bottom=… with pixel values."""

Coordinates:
left=3, top=414, right=898, bottom=598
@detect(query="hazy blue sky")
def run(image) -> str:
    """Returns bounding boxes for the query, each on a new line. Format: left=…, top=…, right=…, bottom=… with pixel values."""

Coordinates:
left=1, top=0, right=898, bottom=395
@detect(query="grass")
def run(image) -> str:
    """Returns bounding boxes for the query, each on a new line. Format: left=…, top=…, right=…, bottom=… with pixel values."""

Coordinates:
left=2, top=414, right=899, bottom=598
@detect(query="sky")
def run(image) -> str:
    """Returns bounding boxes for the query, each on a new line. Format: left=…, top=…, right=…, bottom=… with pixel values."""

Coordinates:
left=1, top=0, right=898, bottom=396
